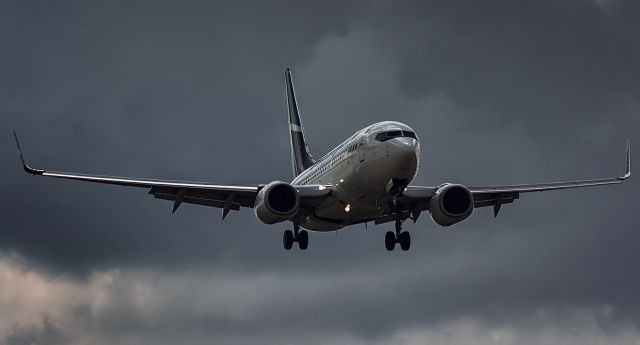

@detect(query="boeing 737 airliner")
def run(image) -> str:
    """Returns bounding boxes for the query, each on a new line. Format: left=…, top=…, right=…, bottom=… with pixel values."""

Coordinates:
left=14, top=68, right=631, bottom=251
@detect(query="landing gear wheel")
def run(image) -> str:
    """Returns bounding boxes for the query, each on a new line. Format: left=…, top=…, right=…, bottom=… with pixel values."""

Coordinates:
left=385, top=231, right=396, bottom=251
left=399, top=231, right=411, bottom=251
left=283, top=230, right=294, bottom=250
left=298, top=230, right=309, bottom=250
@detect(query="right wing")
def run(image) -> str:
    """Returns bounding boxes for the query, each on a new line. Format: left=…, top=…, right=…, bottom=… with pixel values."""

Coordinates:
left=14, top=131, right=259, bottom=218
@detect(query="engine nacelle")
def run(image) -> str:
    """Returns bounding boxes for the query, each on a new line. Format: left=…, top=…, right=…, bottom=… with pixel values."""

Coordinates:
left=429, top=183, right=474, bottom=226
left=254, top=181, right=300, bottom=224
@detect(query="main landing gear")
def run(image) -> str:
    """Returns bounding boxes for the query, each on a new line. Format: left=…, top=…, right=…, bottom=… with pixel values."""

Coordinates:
left=385, top=219, right=411, bottom=251
left=283, top=223, right=308, bottom=250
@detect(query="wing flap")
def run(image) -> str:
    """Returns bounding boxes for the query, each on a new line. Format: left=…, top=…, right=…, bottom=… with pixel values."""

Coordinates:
left=152, top=193, right=242, bottom=211
left=148, top=186, right=257, bottom=208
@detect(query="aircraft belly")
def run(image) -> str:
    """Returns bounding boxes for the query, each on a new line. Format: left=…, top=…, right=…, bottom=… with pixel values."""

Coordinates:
left=303, top=190, right=381, bottom=232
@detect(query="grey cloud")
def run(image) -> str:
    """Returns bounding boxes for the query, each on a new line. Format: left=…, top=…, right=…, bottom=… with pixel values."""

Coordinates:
left=1, top=257, right=639, bottom=345
left=0, top=0, right=368, bottom=273
left=1, top=0, right=639, bottom=344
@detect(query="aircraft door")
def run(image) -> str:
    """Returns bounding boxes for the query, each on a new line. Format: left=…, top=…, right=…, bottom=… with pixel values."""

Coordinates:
left=358, top=141, right=365, bottom=162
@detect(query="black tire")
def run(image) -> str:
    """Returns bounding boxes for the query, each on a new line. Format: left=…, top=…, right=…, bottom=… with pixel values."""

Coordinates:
left=283, top=230, right=294, bottom=250
left=385, top=231, right=396, bottom=251
left=298, top=230, right=309, bottom=250
left=399, top=231, right=411, bottom=251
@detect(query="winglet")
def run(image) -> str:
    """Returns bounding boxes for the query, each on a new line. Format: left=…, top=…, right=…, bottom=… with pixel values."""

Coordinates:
left=12, top=131, right=45, bottom=175
left=620, top=139, right=631, bottom=180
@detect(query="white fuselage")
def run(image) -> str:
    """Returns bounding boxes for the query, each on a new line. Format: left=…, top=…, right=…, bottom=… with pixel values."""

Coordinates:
left=292, top=121, right=420, bottom=231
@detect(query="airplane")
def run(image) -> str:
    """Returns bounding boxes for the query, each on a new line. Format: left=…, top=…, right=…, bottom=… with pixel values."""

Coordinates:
left=14, top=68, right=631, bottom=251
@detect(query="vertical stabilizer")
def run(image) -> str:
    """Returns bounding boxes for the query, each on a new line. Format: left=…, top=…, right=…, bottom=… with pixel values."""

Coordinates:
left=285, top=68, right=316, bottom=177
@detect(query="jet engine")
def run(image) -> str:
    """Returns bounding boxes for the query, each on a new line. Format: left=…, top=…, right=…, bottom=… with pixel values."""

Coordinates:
left=254, top=181, right=300, bottom=224
left=429, top=183, right=474, bottom=226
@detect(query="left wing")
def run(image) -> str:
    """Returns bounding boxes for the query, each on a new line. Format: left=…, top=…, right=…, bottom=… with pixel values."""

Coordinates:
left=393, top=140, right=630, bottom=219
left=14, top=131, right=259, bottom=218
left=469, top=139, right=630, bottom=216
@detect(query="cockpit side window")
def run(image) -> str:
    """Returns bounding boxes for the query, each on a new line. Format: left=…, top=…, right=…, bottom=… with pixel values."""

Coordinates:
left=403, top=131, right=417, bottom=139
left=374, top=130, right=417, bottom=142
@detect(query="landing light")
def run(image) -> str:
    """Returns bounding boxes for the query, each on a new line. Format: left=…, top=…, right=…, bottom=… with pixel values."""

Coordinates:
left=344, top=204, right=351, bottom=212
left=318, top=185, right=326, bottom=190
left=339, top=179, right=344, bottom=183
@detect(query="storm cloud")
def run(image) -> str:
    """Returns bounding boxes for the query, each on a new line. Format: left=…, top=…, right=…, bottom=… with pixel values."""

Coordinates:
left=1, top=0, right=639, bottom=344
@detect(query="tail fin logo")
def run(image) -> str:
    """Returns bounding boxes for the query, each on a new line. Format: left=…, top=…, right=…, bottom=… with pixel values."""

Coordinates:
left=289, top=123, right=303, bottom=132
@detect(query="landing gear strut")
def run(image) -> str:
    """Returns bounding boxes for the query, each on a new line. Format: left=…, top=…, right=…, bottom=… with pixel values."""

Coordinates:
left=283, top=223, right=308, bottom=250
left=385, top=219, right=411, bottom=251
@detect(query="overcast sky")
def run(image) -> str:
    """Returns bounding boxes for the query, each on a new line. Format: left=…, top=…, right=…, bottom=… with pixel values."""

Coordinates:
left=1, top=1, right=639, bottom=344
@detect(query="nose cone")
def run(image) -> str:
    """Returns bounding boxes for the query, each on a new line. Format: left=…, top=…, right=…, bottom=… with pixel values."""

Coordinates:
left=387, top=137, right=419, bottom=179
left=389, top=137, right=418, bottom=152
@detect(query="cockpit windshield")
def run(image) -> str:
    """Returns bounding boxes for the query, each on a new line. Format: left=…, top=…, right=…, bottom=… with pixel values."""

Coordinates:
left=374, top=130, right=417, bottom=142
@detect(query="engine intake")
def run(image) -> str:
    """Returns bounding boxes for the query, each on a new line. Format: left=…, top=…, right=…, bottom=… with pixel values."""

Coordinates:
left=429, top=184, right=473, bottom=226
left=254, top=181, right=300, bottom=224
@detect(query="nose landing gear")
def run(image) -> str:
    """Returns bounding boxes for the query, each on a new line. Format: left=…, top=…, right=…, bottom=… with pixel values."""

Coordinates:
left=283, top=223, right=309, bottom=250
left=385, top=219, right=411, bottom=251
